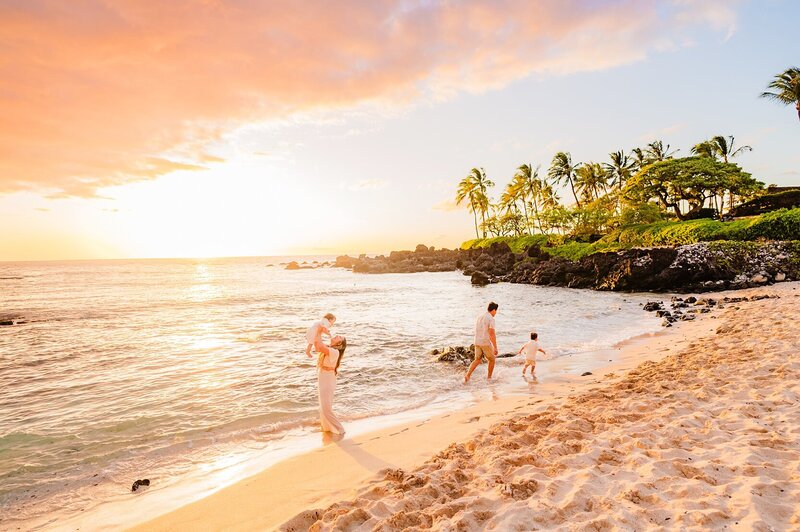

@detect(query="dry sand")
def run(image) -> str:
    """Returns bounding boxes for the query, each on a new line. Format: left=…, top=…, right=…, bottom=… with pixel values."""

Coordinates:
left=135, top=284, right=800, bottom=532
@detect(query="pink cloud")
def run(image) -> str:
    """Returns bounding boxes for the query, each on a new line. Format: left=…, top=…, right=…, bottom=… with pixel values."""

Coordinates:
left=0, top=0, right=737, bottom=197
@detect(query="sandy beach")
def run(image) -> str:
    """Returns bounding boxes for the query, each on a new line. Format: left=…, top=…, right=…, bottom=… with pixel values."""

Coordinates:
left=126, top=282, right=800, bottom=531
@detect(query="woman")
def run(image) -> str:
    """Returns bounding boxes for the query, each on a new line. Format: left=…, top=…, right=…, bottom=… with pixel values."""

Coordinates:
left=317, top=335, right=347, bottom=435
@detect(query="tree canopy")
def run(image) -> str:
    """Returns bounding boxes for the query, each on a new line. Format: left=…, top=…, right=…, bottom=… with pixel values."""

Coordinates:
left=624, top=156, right=763, bottom=220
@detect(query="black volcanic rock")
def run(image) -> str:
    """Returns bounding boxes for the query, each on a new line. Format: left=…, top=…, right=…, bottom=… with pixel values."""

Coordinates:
left=131, top=479, right=150, bottom=492
left=327, top=239, right=800, bottom=294
left=471, top=271, right=491, bottom=286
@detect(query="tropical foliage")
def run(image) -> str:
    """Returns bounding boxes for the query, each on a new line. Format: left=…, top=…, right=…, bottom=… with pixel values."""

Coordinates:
left=760, top=67, right=800, bottom=122
left=623, top=157, right=763, bottom=220
left=454, top=135, right=763, bottom=239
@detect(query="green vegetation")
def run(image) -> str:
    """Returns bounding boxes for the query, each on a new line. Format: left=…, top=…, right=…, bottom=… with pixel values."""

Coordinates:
left=453, top=133, right=772, bottom=241
left=623, top=157, right=762, bottom=220
left=461, top=208, right=800, bottom=260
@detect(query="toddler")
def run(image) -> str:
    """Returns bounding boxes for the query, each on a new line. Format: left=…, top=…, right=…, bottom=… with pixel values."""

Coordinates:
left=305, top=313, right=336, bottom=358
left=519, top=332, right=546, bottom=376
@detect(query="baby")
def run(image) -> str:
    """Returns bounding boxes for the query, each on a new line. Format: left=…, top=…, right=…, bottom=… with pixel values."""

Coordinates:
left=519, top=332, right=546, bottom=376
left=305, top=313, right=336, bottom=358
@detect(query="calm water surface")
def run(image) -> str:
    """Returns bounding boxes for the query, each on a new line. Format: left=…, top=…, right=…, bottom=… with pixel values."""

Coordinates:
left=0, top=257, right=663, bottom=528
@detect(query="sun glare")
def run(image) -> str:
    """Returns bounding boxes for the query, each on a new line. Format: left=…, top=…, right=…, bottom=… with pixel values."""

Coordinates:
left=101, top=159, right=327, bottom=258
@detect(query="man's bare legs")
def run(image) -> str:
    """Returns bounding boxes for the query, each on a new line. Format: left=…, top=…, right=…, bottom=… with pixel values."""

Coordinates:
left=486, top=355, right=496, bottom=380
left=465, top=346, right=496, bottom=383
left=464, top=357, right=481, bottom=383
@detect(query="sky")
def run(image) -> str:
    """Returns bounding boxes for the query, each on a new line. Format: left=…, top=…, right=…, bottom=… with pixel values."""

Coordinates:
left=0, top=0, right=798, bottom=261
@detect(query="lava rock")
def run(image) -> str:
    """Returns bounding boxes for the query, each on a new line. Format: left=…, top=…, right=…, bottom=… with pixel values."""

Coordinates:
left=131, top=479, right=150, bottom=492
left=643, top=301, right=663, bottom=312
left=471, top=271, right=491, bottom=286
left=581, top=372, right=593, bottom=376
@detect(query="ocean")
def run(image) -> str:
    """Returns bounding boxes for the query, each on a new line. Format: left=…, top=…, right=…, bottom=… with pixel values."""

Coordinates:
left=0, top=257, right=663, bottom=529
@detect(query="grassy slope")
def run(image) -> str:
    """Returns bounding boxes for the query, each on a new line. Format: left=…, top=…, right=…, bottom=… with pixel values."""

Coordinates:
left=461, top=208, right=800, bottom=262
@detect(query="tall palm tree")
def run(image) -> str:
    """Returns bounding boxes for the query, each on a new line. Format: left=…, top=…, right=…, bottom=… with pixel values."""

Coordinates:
left=760, top=67, right=800, bottom=122
left=631, top=147, right=648, bottom=173
left=514, top=163, right=544, bottom=232
left=506, top=170, right=529, bottom=230
left=499, top=187, right=518, bottom=215
left=605, top=150, right=635, bottom=191
left=548, top=152, right=581, bottom=207
left=645, top=140, right=679, bottom=162
left=456, top=167, right=494, bottom=238
left=574, top=162, right=607, bottom=203
left=711, top=135, right=752, bottom=163
left=455, top=176, right=480, bottom=238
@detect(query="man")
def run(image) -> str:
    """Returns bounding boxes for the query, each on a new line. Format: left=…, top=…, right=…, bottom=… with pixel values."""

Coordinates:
left=464, top=302, right=498, bottom=383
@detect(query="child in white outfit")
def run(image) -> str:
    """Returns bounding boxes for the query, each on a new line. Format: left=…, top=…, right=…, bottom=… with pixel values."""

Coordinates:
left=519, top=332, right=546, bottom=376
left=305, top=313, right=336, bottom=358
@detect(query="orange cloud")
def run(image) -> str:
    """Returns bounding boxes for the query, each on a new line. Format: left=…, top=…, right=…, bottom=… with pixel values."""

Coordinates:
left=0, top=0, right=737, bottom=197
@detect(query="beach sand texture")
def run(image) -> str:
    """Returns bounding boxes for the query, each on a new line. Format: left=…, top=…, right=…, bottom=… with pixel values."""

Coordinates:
left=281, top=286, right=800, bottom=531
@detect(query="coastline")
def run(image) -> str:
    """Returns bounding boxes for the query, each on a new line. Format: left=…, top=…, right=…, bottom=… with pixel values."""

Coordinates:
left=116, top=290, right=742, bottom=532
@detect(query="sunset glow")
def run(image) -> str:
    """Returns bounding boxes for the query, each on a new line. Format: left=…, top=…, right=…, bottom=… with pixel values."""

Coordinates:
left=1, top=0, right=798, bottom=260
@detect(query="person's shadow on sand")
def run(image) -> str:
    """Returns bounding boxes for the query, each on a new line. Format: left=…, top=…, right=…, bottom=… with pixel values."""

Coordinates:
left=322, top=433, right=393, bottom=471
left=322, top=431, right=345, bottom=445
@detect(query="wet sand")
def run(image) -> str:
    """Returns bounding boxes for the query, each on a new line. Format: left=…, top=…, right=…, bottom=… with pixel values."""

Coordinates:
left=130, top=284, right=800, bottom=531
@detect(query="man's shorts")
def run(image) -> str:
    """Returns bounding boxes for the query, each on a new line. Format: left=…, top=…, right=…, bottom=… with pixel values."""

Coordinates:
left=474, top=344, right=495, bottom=362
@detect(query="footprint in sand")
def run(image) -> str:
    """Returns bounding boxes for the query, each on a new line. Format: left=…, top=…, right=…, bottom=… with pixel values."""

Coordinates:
left=465, top=416, right=481, bottom=423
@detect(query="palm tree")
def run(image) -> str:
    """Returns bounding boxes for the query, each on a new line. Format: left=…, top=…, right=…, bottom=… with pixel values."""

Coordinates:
left=605, top=150, right=635, bottom=191
left=506, top=171, right=529, bottom=230
left=631, top=147, right=648, bottom=173
left=691, top=140, right=717, bottom=159
left=456, top=167, right=494, bottom=238
left=710, top=135, right=752, bottom=163
left=574, top=162, right=607, bottom=203
left=760, top=67, right=800, bottom=122
left=499, top=187, right=518, bottom=216
left=645, top=140, right=679, bottom=162
left=548, top=152, right=581, bottom=207
left=455, top=177, right=480, bottom=238
left=514, top=163, right=545, bottom=232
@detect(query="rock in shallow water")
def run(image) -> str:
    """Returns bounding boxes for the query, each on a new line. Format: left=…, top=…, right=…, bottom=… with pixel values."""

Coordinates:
left=471, top=271, right=491, bottom=286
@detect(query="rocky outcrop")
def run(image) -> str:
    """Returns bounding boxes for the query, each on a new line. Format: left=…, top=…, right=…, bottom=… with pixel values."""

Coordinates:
left=498, top=241, right=800, bottom=293
left=643, top=293, right=779, bottom=327
left=429, top=345, right=518, bottom=365
left=331, top=239, right=800, bottom=293
left=335, top=245, right=461, bottom=274
left=285, top=261, right=329, bottom=270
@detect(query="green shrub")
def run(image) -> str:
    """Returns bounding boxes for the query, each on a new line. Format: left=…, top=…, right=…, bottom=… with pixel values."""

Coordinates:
left=460, top=208, right=800, bottom=260
left=461, top=235, right=550, bottom=253
left=745, top=208, right=800, bottom=240
left=546, top=242, right=600, bottom=261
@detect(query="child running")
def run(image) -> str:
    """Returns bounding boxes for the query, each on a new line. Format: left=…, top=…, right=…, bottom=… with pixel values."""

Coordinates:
left=305, top=313, right=336, bottom=358
left=519, top=332, right=546, bottom=376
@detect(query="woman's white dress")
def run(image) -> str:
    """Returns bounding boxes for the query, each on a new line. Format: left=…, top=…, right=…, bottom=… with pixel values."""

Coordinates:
left=318, top=346, right=345, bottom=434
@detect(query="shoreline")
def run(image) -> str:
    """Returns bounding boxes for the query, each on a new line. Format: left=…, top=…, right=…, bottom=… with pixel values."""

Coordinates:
left=119, top=295, right=729, bottom=531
